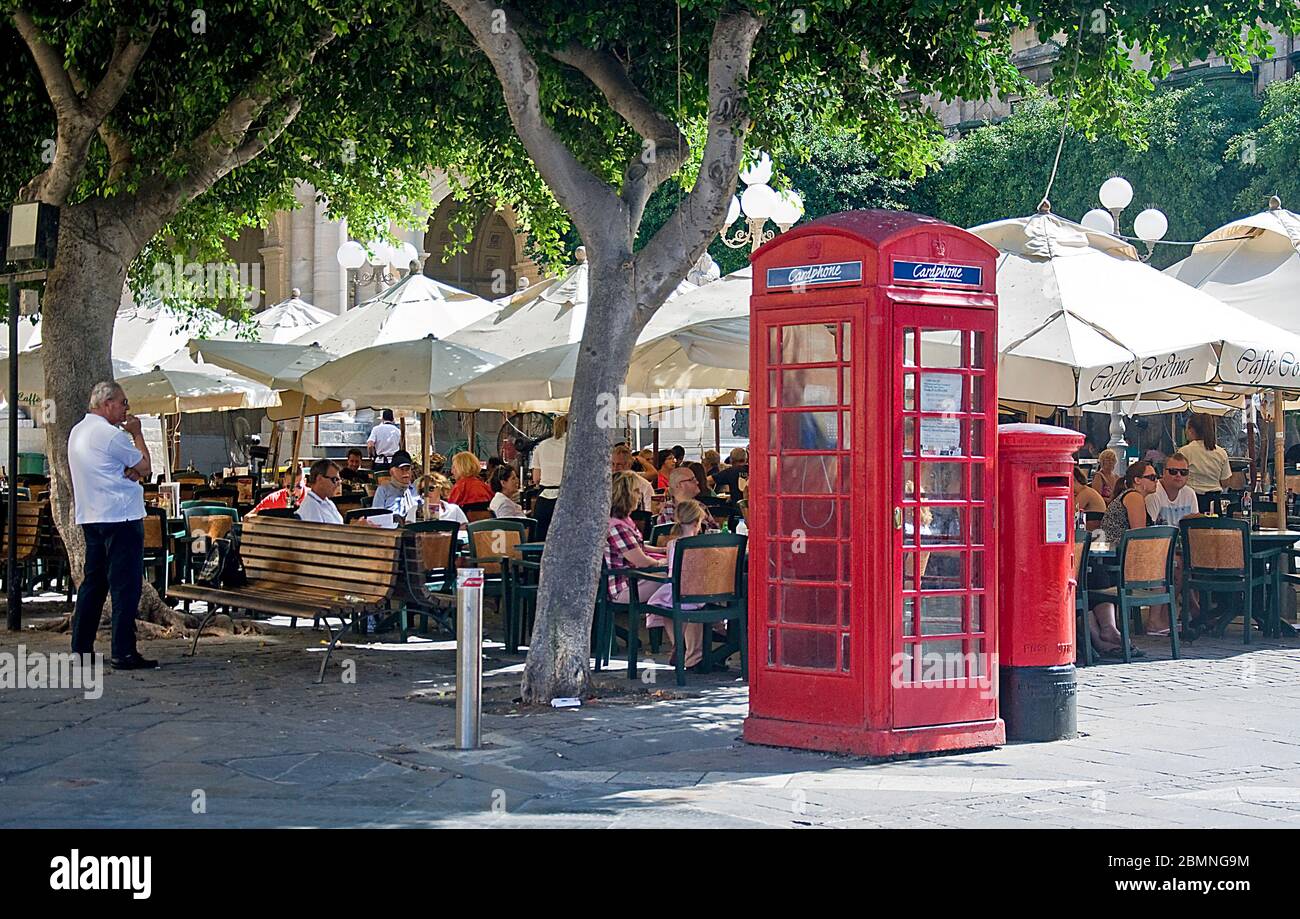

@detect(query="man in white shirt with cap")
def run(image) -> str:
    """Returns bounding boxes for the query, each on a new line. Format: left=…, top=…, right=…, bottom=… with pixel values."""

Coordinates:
left=67, top=381, right=155, bottom=670
left=367, top=409, right=402, bottom=470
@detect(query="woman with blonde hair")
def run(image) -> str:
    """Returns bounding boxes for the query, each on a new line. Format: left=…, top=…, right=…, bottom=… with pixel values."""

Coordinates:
left=448, top=451, right=492, bottom=508
left=417, top=473, right=468, bottom=524
left=645, top=498, right=708, bottom=670
left=605, top=471, right=667, bottom=608
left=1090, top=448, right=1120, bottom=501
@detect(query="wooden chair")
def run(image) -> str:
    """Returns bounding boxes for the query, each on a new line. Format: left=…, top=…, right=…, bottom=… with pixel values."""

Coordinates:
left=1088, top=526, right=1180, bottom=663
left=649, top=522, right=673, bottom=548
left=1073, top=529, right=1094, bottom=666
left=465, top=518, right=526, bottom=644
left=180, top=505, right=240, bottom=583
left=143, top=506, right=173, bottom=598
left=34, top=501, right=72, bottom=600
left=630, top=509, right=653, bottom=542
left=627, top=533, right=749, bottom=685
left=462, top=501, right=492, bottom=523
left=1180, top=517, right=1275, bottom=644
left=1084, top=511, right=1104, bottom=532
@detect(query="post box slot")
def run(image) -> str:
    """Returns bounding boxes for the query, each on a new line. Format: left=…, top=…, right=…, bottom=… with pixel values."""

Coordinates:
left=1036, top=475, right=1069, bottom=490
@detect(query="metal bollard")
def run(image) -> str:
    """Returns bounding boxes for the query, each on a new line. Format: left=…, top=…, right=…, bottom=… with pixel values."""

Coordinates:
left=455, top=568, right=484, bottom=749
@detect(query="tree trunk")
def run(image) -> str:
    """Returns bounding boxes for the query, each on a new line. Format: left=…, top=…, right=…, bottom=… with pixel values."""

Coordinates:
left=521, top=255, right=639, bottom=701
left=41, top=202, right=134, bottom=582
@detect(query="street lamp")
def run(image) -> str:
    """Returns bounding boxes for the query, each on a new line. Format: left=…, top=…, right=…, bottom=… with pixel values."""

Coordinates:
left=721, top=152, right=805, bottom=253
left=1080, top=176, right=1169, bottom=262
left=336, top=238, right=419, bottom=308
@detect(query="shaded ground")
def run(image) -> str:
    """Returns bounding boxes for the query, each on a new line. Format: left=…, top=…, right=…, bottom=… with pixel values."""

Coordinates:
left=1, top=597, right=1298, bottom=828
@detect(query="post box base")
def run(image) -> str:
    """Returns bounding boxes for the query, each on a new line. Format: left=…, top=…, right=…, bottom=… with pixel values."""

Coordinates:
left=743, top=714, right=1005, bottom=759
left=1000, top=664, right=1077, bottom=742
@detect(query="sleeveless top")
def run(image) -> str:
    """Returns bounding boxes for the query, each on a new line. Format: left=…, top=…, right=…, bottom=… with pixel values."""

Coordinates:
left=1100, top=488, right=1153, bottom=543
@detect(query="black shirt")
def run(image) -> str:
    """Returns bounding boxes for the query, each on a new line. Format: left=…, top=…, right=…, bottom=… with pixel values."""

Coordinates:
left=340, top=467, right=371, bottom=485
left=712, top=464, right=748, bottom=501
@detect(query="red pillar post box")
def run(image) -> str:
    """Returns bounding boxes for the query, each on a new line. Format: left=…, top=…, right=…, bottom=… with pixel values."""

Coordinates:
left=742, top=210, right=1005, bottom=757
left=996, top=423, right=1085, bottom=741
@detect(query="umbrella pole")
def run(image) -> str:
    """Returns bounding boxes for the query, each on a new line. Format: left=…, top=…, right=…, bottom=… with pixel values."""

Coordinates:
left=468, top=411, right=476, bottom=457
left=267, top=421, right=283, bottom=486
left=169, top=413, right=182, bottom=473
left=713, top=405, right=721, bottom=454
left=290, top=393, right=308, bottom=487
left=1275, top=388, right=1286, bottom=495
left=422, top=409, right=431, bottom=472
left=1247, top=403, right=1258, bottom=489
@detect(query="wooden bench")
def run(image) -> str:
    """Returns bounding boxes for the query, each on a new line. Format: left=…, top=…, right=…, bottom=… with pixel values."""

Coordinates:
left=168, top=515, right=407, bottom=682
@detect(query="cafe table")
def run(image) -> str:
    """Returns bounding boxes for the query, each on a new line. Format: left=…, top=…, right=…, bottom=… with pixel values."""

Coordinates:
left=1085, top=528, right=1298, bottom=638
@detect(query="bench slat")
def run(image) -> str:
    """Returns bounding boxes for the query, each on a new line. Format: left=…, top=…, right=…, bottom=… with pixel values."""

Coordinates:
left=246, top=516, right=404, bottom=548
left=240, top=545, right=398, bottom=574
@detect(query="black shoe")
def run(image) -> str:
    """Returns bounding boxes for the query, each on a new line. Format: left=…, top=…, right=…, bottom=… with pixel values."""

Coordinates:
left=111, top=654, right=159, bottom=671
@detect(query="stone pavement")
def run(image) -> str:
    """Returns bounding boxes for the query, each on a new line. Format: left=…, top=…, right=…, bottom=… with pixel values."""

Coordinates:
left=1, top=608, right=1298, bottom=828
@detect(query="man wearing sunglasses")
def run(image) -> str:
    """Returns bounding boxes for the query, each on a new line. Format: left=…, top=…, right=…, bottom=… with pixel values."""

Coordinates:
left=1146, top=453, right=1199, bottom=528
left=295, top=459, right=345, bottom=524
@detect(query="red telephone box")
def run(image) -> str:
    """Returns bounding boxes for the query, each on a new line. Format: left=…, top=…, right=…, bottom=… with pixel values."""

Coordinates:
left=742, top=211, right=1005, bottom=757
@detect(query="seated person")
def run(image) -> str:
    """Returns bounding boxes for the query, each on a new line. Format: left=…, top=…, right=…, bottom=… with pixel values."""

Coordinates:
left=645, top=498, right=708, bottom=670
left=605, top=471, right=667, bottom=610
left=371, top=450, right=420, bottom=522
left=712, top=447, right=749, bottom=502
left=1090, top=461, right=1159, bottom=658
left=339, top=447, right=371, bottom=486
left=1145, top=453, right=1199, bottom=527
left=656, top=467, right=719, bottom=532
left=489, top=465, right=527, bottom=518
left=1073, top=467, right=1107, bottom=517
left=448, top=451, right=493, bottom=507
left=295, top=459, right=344, bottom=524
left=612, top=445, right=654, bottom=512
left=419, top=473, right=468, bottom=524
left=654, top=449, right=678, bottom=491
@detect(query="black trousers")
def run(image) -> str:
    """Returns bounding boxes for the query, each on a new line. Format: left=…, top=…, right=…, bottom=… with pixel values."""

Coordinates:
left=1196, top=490, right=1223, bottom=513
left=533, top=495, right=558, bottom=541
left=70, top=519, right=144, bottom=659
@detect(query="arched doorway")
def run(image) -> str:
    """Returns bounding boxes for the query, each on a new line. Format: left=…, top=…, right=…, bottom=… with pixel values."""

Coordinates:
left=423, top=200, right=528, bottom=298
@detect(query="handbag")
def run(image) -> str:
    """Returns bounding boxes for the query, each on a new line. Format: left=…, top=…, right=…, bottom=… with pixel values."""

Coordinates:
left=196, top=536, right=248, bottom=588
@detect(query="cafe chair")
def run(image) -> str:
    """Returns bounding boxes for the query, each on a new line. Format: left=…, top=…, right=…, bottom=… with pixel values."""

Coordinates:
left=504, top=548, right=542, bottom=653
left=466, top=518, right=526, bottom=644
left=630, top=509, right=654, bottom=543
left=462, top=501, right=492, bottom=523
left=1084, top=511, right=1105, bottom=532
left=193, top=486, right=238, bottom=506
left=1073, top=528, right=1094, bottom=666
left=142, top=506, right=174, bottom=599
left=1088, top=525, right=1180, bottom=663
left=1179, top=517, right=1276, bottom=645
left=649, top=522, right=674, bottom=548
left=626, top=532, right=748, bottom=686
left=180, top=505, right=240, bottom=584
left=35, top=502, right=72, bottom=601
left=393, top=520, right=460, bottom=639
left=593, top=558, right=665, bottom=671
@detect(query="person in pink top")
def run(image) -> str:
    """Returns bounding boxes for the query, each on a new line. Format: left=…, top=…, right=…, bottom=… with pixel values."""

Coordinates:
left=645, top=498, right=708, bottom=669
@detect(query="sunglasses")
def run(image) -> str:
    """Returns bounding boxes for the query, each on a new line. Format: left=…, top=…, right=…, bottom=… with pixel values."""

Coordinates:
left=1140, top=474, right=1159, bottom=481
left=1165, top=468, right=1189, bottom=476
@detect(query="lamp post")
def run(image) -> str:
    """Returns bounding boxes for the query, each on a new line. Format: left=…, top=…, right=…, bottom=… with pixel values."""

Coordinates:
left=1079, top=178, right=1170, bottom=470
left=336, top=238, right=419, bottom=309
left=2, top=201, right=57, bottom=631
left=720, top=152, right=805, bottom=254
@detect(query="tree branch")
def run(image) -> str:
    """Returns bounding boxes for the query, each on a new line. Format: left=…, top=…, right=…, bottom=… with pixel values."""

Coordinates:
left=544, top=39, right=686, bottom=224
left=12, top=12, right=156, bottom=202
left=442, top=0, right=625, bottom=246
left=634, top=11, right=761, bottom=315
left=135, top=30, right=334, bottom=216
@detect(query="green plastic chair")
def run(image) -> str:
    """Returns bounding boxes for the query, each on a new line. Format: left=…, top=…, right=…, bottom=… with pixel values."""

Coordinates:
left=465, top=518, right=527, bottom=645
left=628, top=532, right=749, bottom=685
left=1179, top=517, right=1275, bottom=644
left=180, top=504, right=240, bottom=584
left=1088, top=525, right=1179, bottom=663
left=1073, top=528, right=1094, bottom=666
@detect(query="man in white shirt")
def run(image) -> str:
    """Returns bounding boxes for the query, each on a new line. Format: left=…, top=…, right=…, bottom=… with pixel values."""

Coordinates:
left=295, top=460, right=345, bottom=524
left=68, top=381, right=155, bottom=670
left=1146, top=453, right=1199, bottom=527
left=366, top=409, right=403, bottom=470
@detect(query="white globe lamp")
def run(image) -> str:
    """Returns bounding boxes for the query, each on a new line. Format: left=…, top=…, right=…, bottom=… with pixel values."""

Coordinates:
left=724, top=195, right=741, bottom=228
left=740, top=151, right=773, bottom=186
left=1133, top=208, right=1169, bottom=243
left=336, top=240, right=366, bottom=270
left=740, top=182, right=779, bottom=221
left=1099, top=176, right=1134, bottom=211
left=1080, top=209, right=1116, bottom=234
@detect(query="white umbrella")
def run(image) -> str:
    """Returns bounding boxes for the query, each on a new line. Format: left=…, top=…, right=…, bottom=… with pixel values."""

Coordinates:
left=626, top=316, right=750, bottom=393
left=186, top=339, right=335, bottom=390
left=448, top=250, right=696, bottom=359
left=1164, top=202, right=1300, bottom=334
left=251, top=290, right=334, bottom=343
left=292, top=272, right=498, bottom=354
left=638, top=265, right=750, bottom=341
left=442, top=340, right=724, bottom=414
left=27, top=295, right=243, bottom=369
left=117, top=365, right=277, bottom=415
left=298, top=335, right=505, bottom=411
left=967, top=212, right=1300, bottom=405
left=0, top=347, right=143, bottom=404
